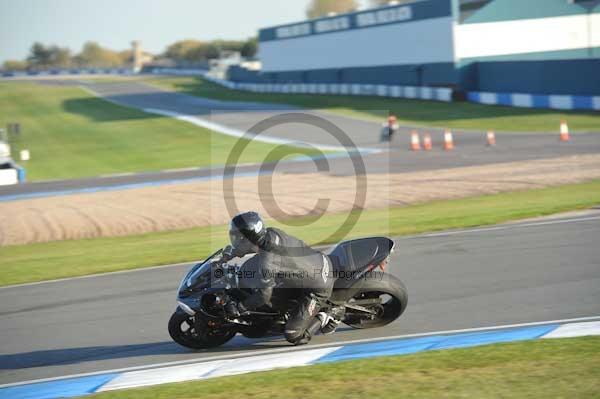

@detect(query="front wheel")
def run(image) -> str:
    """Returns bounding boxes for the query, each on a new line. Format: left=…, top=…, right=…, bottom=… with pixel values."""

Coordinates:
left=168, top=308, right=236, bottom=349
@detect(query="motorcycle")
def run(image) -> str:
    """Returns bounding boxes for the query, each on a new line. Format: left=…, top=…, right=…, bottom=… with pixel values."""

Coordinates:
left=168, top=236, right=408, bottom=349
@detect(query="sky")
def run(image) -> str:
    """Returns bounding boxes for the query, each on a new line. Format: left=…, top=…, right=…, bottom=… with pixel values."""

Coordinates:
left=0, top=0, right=368, bottom=63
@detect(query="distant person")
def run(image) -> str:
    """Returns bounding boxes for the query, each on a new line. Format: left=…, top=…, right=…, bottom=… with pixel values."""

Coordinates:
left=381, top=115, right=399, bottom=142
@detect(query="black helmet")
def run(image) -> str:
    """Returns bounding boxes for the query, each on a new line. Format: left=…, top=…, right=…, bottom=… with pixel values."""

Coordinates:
left=229, top=211, right=266, bottom=248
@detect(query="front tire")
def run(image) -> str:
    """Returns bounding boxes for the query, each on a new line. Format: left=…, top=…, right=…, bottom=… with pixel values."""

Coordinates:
left=168, top=308, right=236, bottom=349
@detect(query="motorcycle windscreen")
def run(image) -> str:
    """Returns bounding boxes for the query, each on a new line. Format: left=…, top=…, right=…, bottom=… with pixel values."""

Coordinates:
left=180, top=262, right=211, bottom=291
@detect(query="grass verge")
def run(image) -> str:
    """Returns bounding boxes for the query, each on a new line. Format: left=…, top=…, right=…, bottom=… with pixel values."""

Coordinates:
left=0, top=81, right=317, bottom=181
left=88, top=337, right=600, bottom=399
left=147, top=76, right=600, bottom=132
left=1, top=180, right=599, bottom=287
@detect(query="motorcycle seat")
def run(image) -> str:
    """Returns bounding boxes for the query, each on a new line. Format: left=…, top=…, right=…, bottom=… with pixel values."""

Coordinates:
left=328, top=237, right=393, bottom=274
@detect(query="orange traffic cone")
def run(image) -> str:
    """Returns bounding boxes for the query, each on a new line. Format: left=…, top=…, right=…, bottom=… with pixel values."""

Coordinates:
left=560, top=120, right=570, bottom=142
left=423, top=133, right=432, bottom=151
left=443, top=129, right=454, bottom=151
left=486, top=130, right=496, bottom=146
left=410, top=130, right=421, bottom=151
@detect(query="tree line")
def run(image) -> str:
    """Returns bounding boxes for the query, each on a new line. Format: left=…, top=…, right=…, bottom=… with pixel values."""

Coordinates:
left=163, top=38, right=257, bottom=63
left=3, top=42, right=132, bottom=71
left=3, top=0, right=404, bottom=71
left=2, top=38, right=257, bottom=71
left=306, top=0, right=410, bottom=19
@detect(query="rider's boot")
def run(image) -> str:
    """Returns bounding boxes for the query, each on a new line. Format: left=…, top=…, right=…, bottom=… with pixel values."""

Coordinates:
left=292, top=316, right=322, bottom=345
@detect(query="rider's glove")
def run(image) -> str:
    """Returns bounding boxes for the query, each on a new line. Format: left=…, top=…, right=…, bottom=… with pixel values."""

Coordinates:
left=222, top=245, right=236, bottom=262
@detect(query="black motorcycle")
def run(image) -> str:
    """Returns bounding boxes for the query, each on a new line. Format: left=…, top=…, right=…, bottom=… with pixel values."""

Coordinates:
left=168, top=236, right=408, bottom=349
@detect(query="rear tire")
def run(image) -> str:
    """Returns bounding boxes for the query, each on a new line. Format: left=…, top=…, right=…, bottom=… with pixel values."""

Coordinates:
left=168, top=308, right=236, bottom=349
left=343, top=277, right=408, bottom=329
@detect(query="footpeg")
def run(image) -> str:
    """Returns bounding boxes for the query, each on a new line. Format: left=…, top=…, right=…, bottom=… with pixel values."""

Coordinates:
left=317, top=311, right=341, bottom=335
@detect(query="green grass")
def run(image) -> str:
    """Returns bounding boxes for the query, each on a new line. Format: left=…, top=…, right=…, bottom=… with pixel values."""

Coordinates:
left=147, top=76, right=600, bottom=132
left=89, top=337, right=600, bottom=399
left=0, top=81, right=318, bottom=181
left=1, top=180, right=598, bottom=287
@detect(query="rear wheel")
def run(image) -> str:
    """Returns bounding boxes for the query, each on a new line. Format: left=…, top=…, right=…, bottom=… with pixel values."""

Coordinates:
left=343, top=287, right=407, bottom=329
left=168, top=308, right=236, bottom=349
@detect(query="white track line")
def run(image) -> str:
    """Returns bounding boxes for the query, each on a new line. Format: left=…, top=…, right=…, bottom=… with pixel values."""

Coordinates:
left=2, top=213, right=597, bottom=290
left=2, top=315, right=599, bottom=389
left=542, top=321, right=600, bottom=339
left=142, top=108, right=378, bottom=153
left=413, top=215, right=600, bottom=238
left=98, top=346, right=342, bottom=392
left=81, top=84, right=379, bottom=153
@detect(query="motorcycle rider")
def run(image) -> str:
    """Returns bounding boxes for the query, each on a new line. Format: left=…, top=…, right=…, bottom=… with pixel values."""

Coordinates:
left=223, top=211, right=341, bottom=345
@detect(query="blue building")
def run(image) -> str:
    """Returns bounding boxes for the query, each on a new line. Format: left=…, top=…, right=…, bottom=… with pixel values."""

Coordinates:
left=227, top=0, right=599, bottom=110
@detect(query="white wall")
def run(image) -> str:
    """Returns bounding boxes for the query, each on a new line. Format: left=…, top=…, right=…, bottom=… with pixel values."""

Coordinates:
left=455, top=14, right=600, bottom=60
left=259, top=16, right=455, bottom=72
left=0, top=169, right=18, bottom=186
left=593, top=12, right=600, bottom=51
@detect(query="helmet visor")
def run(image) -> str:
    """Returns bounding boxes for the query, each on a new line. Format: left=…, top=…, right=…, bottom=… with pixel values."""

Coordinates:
left=229, top=228, right=255, bottom=254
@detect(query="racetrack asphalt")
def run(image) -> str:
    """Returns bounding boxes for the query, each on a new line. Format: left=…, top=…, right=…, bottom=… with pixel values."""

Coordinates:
left=1, top=211, right=599, bottom=384
left=1, top=80, right=599, bottom=199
